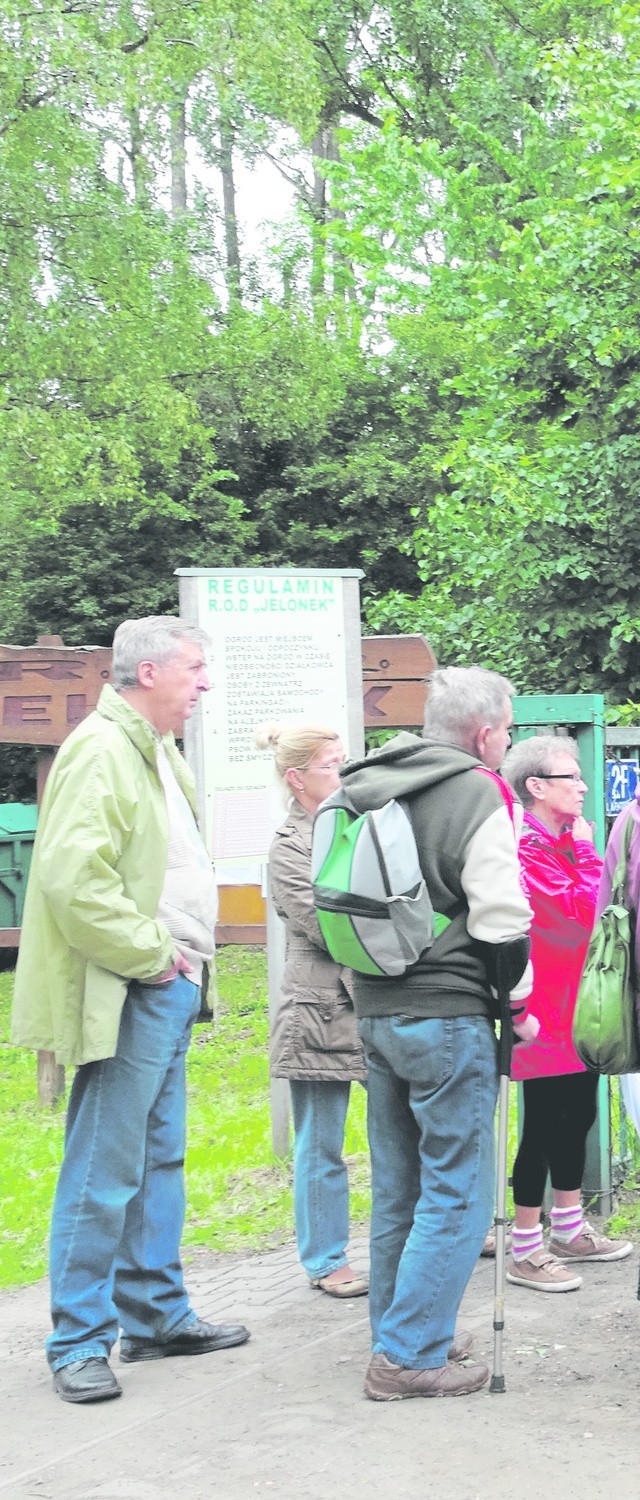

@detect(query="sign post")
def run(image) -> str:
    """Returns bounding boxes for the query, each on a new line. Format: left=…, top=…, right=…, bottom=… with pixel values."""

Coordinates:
left=176, top=568, right=365, bottom=1154
left=176, top=569, right=365, bottom=858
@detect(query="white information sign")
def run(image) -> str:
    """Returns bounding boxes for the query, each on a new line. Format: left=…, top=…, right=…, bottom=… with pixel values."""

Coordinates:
left=178, top=569, right=363, bottom=868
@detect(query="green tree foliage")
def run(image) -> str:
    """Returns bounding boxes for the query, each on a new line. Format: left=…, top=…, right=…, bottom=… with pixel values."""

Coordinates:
left=3, top=0, right=640, bottom=711
left=327, top=3, right=640, bottom=695
left=1, top=3, right=229, bottom=531
left=0, top=0, right=320, bottom=551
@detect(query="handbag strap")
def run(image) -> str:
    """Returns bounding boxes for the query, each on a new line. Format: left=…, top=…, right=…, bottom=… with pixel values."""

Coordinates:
left=611, top=813, right=635, bottom=906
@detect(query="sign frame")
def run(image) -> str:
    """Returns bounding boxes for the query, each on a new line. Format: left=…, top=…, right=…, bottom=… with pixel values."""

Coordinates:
left=177, top=567, right=365, bottom=859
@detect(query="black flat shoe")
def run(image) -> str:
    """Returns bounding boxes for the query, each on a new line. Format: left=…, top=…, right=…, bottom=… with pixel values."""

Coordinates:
left=119, top=1317, right=250, bottom=1362
left=53, top=1357, right=122, bottom=1404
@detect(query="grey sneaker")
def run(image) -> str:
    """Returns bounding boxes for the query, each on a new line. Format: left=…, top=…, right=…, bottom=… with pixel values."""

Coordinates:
left=364, top=1352, right=489, bottom=1401
left=549, top=1223, right=633, bottom=1263
left=506, top=1248, right=582, bottom=1292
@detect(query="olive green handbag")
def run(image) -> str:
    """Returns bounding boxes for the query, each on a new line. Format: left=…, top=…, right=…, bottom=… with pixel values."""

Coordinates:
left=573, top=815, right=640, bottom=1074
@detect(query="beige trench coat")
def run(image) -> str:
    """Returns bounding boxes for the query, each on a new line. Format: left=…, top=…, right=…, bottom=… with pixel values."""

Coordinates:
left=268, top=801, right=366, bottom=1083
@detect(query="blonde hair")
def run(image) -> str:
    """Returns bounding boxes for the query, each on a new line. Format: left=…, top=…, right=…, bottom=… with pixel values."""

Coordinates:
left=255, top=720, right=340, bottom=789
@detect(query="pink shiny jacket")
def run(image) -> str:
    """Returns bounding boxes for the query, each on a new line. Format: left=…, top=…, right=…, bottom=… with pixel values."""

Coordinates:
left=510, top=810, right=603, bottom=1081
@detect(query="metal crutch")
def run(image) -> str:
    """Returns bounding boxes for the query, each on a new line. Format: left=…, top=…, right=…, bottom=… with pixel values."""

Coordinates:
left=485, top=936, right=530, bottom=1394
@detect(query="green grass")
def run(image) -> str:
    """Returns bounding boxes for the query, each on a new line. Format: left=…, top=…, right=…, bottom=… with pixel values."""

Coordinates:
left=2, top=952, right=637, bottom=1290
left=0, top=951, right=370, bottom=1290
left=0, top=971, right=69, bottom=1287
left=604, top=1079, right=640, bottom=1240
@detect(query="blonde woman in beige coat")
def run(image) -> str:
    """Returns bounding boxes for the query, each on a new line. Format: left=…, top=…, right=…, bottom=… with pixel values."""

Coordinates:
left=258, top=722, right=368, bottom=1299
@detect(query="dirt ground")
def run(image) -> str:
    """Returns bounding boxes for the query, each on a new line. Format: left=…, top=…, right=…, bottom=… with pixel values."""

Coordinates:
left=1, top=1227, right=639, bottom=1500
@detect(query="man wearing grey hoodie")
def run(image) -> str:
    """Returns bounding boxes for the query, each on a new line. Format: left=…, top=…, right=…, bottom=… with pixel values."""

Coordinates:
left=339, top=666, right=536, bottom=1400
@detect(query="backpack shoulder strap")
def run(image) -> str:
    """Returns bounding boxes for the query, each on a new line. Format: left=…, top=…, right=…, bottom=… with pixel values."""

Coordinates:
left=474, top=765, right=516, bottom=826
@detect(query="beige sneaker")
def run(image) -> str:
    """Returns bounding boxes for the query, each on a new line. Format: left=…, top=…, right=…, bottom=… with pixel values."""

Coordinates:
left=506, top=1247, right=582, bottom=1292
left=364, top=1352, right=489, bottom=1401
left=549, top=1223, right=633, bottom=1263
left=480, top=1231, right=511, bottom=1258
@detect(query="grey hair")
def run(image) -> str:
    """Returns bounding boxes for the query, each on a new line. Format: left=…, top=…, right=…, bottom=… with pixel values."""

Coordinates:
left=423, top=666, right=515, bottom=748
left=502, top=734, right=579, bottom=808
left=111, top=617, right=211, bottom=689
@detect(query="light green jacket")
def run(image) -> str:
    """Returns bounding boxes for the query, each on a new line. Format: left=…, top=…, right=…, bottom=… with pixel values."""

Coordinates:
left=12, top=684, right=199, bottom=1066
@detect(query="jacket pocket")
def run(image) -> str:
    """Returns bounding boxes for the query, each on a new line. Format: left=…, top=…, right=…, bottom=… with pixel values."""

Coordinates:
left=291, top=994, right=361, bottom=1055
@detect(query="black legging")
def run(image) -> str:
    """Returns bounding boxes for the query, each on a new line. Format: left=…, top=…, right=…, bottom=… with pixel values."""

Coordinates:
left=511, top=1072, right=599, bottom=1208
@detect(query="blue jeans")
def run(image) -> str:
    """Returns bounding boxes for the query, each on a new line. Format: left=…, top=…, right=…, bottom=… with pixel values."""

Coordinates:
left=47, top=974, right=201, bottom=1372
left=289, top=1079, right=353, bottom=1280
left=358, top=1014, right=498, bottom=1370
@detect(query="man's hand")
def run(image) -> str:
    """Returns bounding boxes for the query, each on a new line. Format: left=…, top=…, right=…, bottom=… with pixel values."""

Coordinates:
left=513, top=1013, right=540, bottom=1044
left=151, top=951, right=195, bottom=984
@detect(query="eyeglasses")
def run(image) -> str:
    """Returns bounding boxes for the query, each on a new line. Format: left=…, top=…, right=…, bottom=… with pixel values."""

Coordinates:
left=537, top=774, right=584, bottom=783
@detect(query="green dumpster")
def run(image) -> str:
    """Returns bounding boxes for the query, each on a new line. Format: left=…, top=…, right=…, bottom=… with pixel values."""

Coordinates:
left=0, top=804, right=38, bottom=936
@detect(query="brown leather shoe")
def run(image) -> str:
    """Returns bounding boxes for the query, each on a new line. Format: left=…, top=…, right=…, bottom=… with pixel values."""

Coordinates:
left=448, top=1329, right=473, bottom=1362
left=364, top=1352, right=489, bottom=1401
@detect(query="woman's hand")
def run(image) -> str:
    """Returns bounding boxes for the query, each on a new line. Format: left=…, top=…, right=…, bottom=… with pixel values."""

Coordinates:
left=571, top=815, right=594, bottom=843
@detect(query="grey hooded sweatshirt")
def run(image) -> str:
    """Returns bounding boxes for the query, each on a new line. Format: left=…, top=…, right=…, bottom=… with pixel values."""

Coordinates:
left=339, top=732, right=533, bottom=1022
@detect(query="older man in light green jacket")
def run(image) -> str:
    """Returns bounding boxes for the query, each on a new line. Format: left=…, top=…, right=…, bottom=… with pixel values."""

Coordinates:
left=13, top=617, right=249, bottom=1405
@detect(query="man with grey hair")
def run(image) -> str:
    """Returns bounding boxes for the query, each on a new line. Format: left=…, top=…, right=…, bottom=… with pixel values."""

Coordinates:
left=339, top=664, right=536, bottom=1401
left=13, top=617, right=249, bottom=1404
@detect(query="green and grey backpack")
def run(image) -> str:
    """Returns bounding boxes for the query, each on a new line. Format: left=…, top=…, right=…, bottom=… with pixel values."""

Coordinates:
left=311, top=788, right=450, bottom=977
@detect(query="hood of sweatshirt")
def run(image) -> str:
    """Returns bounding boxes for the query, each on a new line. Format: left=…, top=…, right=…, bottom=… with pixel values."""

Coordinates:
left=340, top=731, right=483, bottom=810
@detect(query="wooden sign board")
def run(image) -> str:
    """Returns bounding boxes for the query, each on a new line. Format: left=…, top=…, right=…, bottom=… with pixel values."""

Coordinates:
left=363, top=635, right=436, bottom=727
left=0, top=645, right=112, bottom=746
left=0, top=634, right=435, bottom=746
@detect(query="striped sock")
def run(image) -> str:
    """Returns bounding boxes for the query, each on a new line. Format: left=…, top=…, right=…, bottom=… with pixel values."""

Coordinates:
left=511, top=1224, right=544, bottom=1262
left=550, top=1205, right=584, bottom=1244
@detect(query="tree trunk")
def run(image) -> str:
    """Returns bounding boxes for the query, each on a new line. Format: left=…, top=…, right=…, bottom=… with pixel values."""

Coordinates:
left=324, top=126, right=356, bottom=305
left=219, top=115, right=241, bottom=301
left=310, top=124, right=329, bottom=305
left=170, top=95, right=188, bottom=220
left=128, top=104, right=149, bottom=208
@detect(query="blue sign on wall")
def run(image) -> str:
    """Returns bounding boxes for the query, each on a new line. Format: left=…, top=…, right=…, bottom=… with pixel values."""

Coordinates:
left=606, top=759, right=639, bottom=816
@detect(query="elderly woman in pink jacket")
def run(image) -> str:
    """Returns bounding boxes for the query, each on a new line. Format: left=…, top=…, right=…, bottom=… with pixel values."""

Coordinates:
left=502, top=735, right=632, bottom=1293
